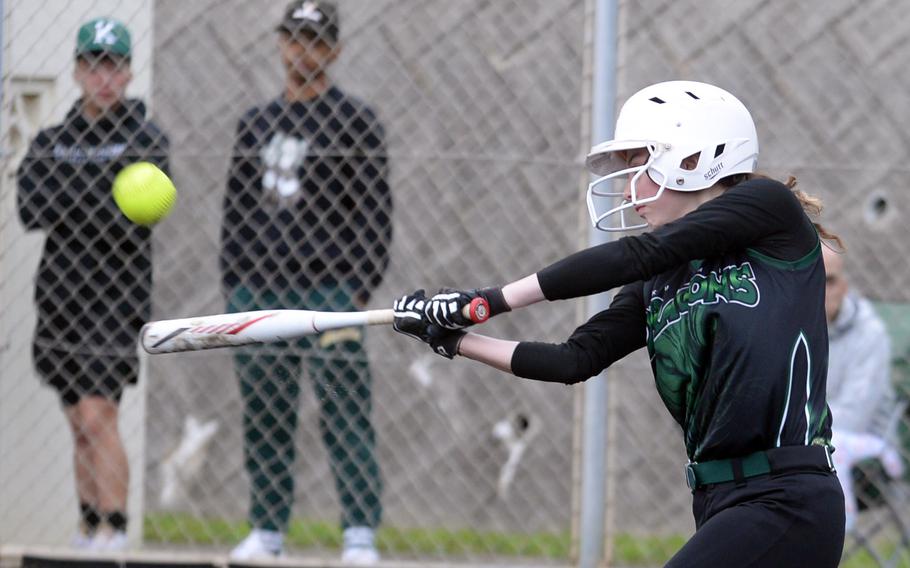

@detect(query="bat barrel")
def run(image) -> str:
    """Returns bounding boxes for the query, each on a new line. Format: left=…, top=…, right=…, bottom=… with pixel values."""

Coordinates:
left=141, top=309, right=394, bottom=354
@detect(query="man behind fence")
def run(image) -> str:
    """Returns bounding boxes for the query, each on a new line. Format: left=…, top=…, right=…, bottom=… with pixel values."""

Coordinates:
left=16, top=17, right=170, bottom=551
left=220, top=1, right=392, bottom=564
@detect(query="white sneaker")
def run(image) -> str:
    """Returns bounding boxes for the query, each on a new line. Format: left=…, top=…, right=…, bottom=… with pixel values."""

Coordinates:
left=89, top=530, right=128, bottom=551
left=341, top=526, right=379, bottom=565
left=70, top=530, right=93, bottom=549
left=230, top=528, right=284, bottom=560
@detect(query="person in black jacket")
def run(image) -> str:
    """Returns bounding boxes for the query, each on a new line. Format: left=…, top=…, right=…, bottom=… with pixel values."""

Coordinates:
left=16, top=17, right=169, bottom=552
left=393, top=81, right=846, bottom=567
left=220, top=2, right=391, bottom=563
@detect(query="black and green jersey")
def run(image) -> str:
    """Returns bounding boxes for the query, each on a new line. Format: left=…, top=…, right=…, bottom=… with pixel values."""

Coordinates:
left=511, top=178, right=831, bottom=462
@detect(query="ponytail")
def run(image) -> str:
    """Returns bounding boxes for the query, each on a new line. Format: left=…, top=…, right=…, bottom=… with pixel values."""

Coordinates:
left=783, top=176, right=844, bottom=251
left=720, top=173, right=844, bottom=250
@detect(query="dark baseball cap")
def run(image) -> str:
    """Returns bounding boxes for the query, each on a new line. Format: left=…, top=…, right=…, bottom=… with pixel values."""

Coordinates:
left=75, top=18, right=131, bottom=57
left=276, top=1, right=339, bottom=44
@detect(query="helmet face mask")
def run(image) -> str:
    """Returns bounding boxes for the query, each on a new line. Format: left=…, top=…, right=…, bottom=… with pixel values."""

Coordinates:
left=586, top=81, right=759, bottom=232
left=586, top=142, right=668, bottom=231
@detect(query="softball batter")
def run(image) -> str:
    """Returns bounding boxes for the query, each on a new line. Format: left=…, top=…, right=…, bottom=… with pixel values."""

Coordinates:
left=393, top=80, right=845, bottom=567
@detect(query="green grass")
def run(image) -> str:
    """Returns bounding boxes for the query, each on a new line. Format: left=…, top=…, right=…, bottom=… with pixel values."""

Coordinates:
left=144, top=512, right=570, bottom=558
left=612, top=533, right=687, bottom=565
left=144, top=513, right=241, bottom=546
left=841, top=544, right=910, bottom=568
left=144, top=511, right=683, bottom=564
left=146, top=515, right=910, bottom=567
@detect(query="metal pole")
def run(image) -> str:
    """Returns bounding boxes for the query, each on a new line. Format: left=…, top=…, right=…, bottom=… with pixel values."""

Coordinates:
left=578, top=0, right=617, bottom=566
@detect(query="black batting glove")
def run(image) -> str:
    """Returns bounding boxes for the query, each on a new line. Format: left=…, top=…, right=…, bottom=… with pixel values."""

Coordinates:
left=424, top=287, right=510, bottom=329
left=427, top=324, right=466, bottom=359
left=393, top=290, right=432, bottom=342
left=393, top=291, right=465, bottom=359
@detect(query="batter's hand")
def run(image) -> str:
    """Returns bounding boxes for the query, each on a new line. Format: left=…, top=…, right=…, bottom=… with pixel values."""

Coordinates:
left=424, top=287, right=510, bottom=329
left=393, top=290, right=465, bottom=358
left=393, top=290, right=431, bottom=342
left=427, top=325, right=466, bottom=359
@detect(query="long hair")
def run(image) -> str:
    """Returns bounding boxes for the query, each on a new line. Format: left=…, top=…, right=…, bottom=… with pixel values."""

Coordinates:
left=719, top=173, right=844, bottom=250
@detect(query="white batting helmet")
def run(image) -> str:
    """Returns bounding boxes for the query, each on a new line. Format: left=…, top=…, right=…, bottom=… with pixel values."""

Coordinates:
left=585, top=80, right=759, bottom=231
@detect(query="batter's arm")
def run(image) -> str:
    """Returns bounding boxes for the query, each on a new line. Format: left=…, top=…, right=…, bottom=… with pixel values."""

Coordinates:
left=458, top=333, right=520, bottom=374
left=458, top=282, right=646, bottom=382
left=501, top=274, right=546, bottom=310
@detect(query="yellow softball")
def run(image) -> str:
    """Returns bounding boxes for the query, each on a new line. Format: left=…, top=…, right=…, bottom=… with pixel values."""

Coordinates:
left=112, top=162, right=177, bottom=226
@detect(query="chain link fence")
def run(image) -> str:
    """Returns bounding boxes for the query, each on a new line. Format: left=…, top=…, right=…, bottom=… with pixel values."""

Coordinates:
left=2, top=1, right=910, bottom=567
left=1, top=0, right=589, bottom=564
left=607, top=1, right=910, bottom=566
left=146, top=0, right=587, bottom=561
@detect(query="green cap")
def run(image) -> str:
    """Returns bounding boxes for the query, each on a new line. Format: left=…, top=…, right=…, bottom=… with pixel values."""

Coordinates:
left=75, top=18, right=131, bottom=57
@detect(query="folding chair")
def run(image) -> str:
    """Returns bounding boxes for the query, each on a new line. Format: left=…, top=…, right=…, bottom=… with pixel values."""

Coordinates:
left=840, top=397, right=910, bottom=567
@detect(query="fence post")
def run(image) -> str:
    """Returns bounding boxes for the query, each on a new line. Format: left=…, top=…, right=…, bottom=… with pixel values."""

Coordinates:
left=579, top=0, right=618, bottom=566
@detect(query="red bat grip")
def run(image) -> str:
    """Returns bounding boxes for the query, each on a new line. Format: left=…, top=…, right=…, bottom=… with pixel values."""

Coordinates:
left=465, top=297, right=490, bottom=324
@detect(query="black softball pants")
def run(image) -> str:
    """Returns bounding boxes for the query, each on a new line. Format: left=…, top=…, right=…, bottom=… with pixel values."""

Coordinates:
left=666, top=470, right=845, bottom=567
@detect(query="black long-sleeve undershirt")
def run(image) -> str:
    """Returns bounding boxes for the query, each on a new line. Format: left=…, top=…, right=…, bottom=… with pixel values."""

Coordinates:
left=511, top=178, right=819, bottom=383
left=511, top=282, right=645, bottom=382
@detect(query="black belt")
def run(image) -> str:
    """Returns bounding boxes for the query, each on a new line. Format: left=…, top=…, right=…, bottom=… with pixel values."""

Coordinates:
left=685, top=445, right=835, bottom=491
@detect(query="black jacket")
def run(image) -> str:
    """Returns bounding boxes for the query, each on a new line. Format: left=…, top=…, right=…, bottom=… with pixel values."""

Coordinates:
left=17, top=99, right=169, bottom=353
left=220, top=87, right=392, bottom=300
